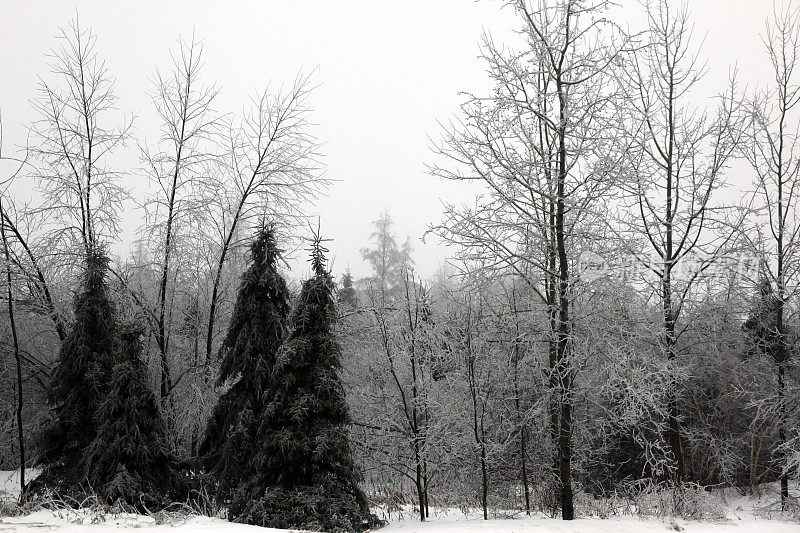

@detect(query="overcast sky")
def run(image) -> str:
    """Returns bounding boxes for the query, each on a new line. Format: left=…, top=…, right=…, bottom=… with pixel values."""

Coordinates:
left=0, top=0, right=790, bottom=279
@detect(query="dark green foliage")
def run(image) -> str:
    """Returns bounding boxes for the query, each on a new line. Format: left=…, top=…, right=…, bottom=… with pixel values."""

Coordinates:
left=338, top=269, right=358, bottom=308
left=32, top=247, right=178, bottom=509
left=33, top=247, right=117, bottom=497
left=233, top=486, right=375, bottom=533
left=582, top=428, right=648, bottom=496
left=199, top=226, right=291, bottom=502
left=198, top=380, right=256, bottom=501
left=743, top=278, right=781, bottom=362
left=232, top=239, right=374, bottom=532
left=84, top=324, right=177, bottom=509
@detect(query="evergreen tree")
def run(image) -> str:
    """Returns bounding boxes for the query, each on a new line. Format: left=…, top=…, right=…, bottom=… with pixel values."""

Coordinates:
left=83, top=324, right=177, bottom=509
left=360, top=211, right=413, bottom=302
left=233, top=236, right=375, bottom=532
left=743, top=278, right=781, bottom=361
left=33, top=247, right=117, bottom=497
left=338, top=269, right=358, bottom=308
left=199, top=226, right=291, bottom=501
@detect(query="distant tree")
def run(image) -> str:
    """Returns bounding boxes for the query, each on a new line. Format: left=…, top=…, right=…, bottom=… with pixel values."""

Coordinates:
left=233, top=236, right=373, bottom=532
left=33, top=246, right=117, bottom=497
left=338, top=269, right=358, bottom=308
left=199, top=226, right=290, bottom=502
left=84, top=324, right=177, bottom=509
left=360, top=211, right=413, bottom=302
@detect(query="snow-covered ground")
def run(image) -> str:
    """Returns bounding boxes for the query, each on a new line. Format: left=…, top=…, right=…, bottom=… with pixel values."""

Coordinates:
left=1, top=509, right=798, bottom=533
left=0, top=470, right=35, bottom=501
left=381, top=514, right=800, bottom=532
left=2, top=470, right=799, bottom=532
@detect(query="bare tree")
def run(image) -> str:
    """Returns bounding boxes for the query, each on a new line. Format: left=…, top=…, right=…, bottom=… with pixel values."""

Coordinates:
left=743, top=2, right=800, bottom=510
left=30, top=18, right=133, bottom=256
left=365, top=271, right=433, bottom=521
left=507, top=277, right=532, bottom=515
left=460, top=294, right=491, bottom=520
left=0, top=195, right=24, bottom=502
left=138, top=35, right=220, bottom=403
left=617, top=0, right=742, bottom=483
left=430, top=0, right=627, bottom=519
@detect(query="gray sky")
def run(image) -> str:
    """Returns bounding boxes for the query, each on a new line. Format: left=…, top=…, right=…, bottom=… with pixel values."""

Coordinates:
left=0, top=0, right=789, bottom=279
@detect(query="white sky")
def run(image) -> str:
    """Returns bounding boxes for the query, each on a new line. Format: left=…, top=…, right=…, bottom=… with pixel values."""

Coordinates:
left=0, top=0, right=791, bottom=279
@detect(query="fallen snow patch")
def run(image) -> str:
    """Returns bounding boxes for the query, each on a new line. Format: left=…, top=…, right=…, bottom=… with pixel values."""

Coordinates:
left=2, top=471, right=798, bottom=532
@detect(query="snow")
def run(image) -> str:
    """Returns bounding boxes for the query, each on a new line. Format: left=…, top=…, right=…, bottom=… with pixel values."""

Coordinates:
left=1, top=509, right=798, bottom=533
left=0, top=512, right=282, bottom=532
left=1, top=471, right=799, bottom=532
left=0, top=470, right=36, bottom=501
left=379, top=512, right=799, bottom=532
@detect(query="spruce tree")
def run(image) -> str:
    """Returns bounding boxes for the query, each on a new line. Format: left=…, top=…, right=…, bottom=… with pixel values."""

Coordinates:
left=338, top=269, right=358, bottom=308
left=199, top=226, right=291, bottom=502
left=84, top=324, right=176, bottom=509
left=233, top=237, right=375, bottom=532
left=743, top=278, right=781, bottom=360
left=33, top=247, right=117, bottom=498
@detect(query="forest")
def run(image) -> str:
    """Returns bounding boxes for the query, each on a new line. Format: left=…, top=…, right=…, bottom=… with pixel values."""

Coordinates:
left=1, top=0, right=800, bottom=532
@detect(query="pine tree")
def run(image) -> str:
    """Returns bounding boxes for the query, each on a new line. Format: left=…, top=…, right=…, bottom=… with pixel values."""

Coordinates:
left=83, top=324, right=177, bottom=509
left=338, top=269, right=358, bottom=308
left=33, top=247, right=117, bottom=498
left=233, top=236, right=375, bottom=532
left=199, top=226, right=291, bottom=502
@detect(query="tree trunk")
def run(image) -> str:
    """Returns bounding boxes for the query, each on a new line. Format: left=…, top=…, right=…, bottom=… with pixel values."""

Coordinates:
left=664, top=294, right=685, bottom=483
left=555, top=70, right=574, bottom=521
left=414, top=456, right=425, bottom=522
left=777, top=134, right=789, bottom=509
left=777, top=225, right=788, bottom=509
left=514, top=358, right=531, bottom=515
left=2, top=199, right=25, bottom=503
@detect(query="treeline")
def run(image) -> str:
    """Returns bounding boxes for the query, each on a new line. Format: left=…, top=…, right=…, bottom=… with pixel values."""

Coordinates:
left=344, top=0, right=800, bottom=522
left=0, top=0, right=799, bottom=528
left=345, top=214, right=794, bottom=521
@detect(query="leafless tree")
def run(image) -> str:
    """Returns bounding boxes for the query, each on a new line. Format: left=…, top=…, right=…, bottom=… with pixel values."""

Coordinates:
left=0, top=112, right=67, bottom=344
left=742, top=1, right=800, bottom=510
left=506, top=277, right=533, bottom=515
left=617, top=0, right=743, bottom=483
left=430, top=0, right=628, bottom=519
left=138, top=35, right=220, bottom=403
left=0, top=195, right=24, bottom=502
left=459, top=294, right=491, bottom=520
left=364, top=271, right=434, bottom=521
left=30, top=18, right=133, bottom=256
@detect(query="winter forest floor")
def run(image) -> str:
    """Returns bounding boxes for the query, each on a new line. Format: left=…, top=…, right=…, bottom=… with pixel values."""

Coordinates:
left=2, top=471, right=799, bottom=532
